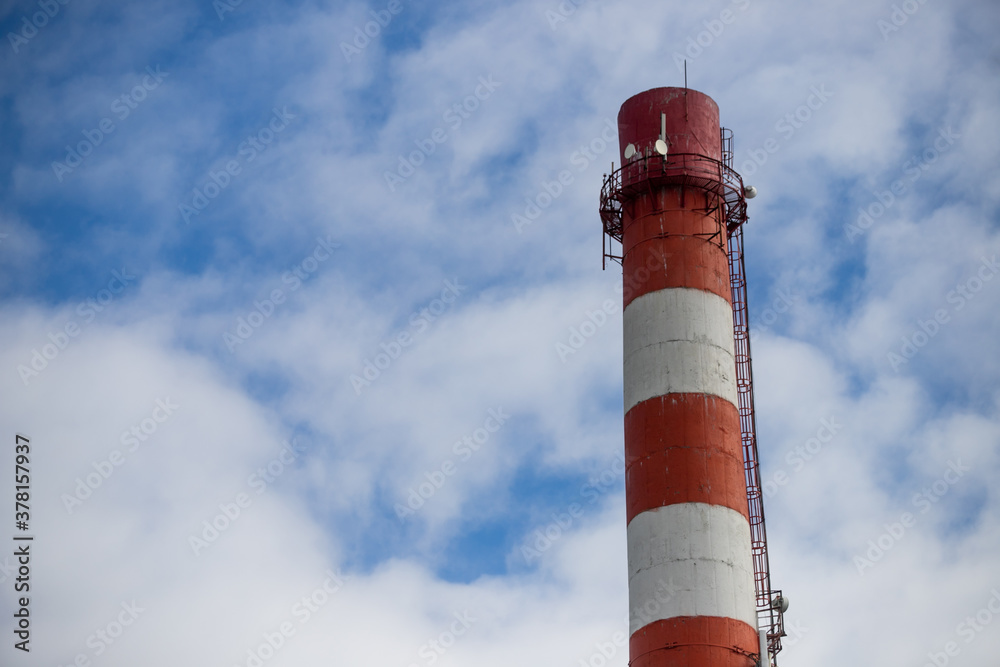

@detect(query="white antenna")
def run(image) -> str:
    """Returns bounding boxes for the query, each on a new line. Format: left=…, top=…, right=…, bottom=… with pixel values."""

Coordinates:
left=624, top=143, right=636, bottom=160
left=758, top=628, right=770, bottom=667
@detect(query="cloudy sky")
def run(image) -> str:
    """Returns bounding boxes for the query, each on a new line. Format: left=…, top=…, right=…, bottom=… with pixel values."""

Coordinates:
left=1, top=0, right=998, bottom=665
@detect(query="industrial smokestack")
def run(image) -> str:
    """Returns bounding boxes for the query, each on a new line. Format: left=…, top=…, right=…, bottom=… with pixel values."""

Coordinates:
left=601, top=87, right=765, bottom=667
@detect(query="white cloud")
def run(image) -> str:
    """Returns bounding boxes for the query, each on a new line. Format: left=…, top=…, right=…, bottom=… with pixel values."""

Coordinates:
left=1, top=0, right=999, bottom=664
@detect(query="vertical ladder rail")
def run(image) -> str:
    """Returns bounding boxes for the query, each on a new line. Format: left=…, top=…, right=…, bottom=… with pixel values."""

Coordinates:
left=722, top=127, right=785, bottom=666
left=728, top=222, right=785, bottom=666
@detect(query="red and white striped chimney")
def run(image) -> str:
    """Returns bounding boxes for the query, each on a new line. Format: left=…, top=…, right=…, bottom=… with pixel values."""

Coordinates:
left=614, top=87, right=758, bottom=667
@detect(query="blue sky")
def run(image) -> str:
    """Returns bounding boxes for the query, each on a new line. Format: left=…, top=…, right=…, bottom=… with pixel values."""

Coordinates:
left=1, top=0, right=999, bottom=665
